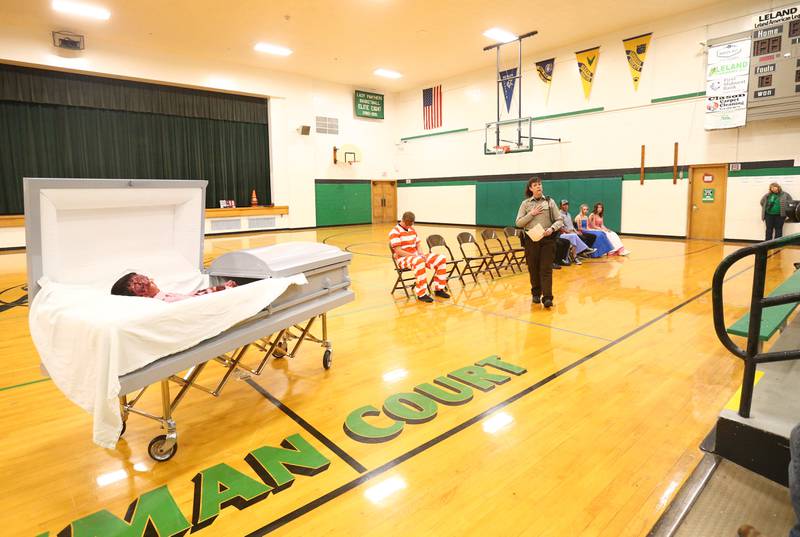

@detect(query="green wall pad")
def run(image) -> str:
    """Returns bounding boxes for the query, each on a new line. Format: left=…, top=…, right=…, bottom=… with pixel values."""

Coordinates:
left=315, top=182, right=372, bottom=226
left=476, top=177, right=622, bottom=231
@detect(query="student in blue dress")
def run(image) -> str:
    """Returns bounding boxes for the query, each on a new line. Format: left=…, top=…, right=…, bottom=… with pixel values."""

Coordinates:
left=575, top=204, right=614, bottom=258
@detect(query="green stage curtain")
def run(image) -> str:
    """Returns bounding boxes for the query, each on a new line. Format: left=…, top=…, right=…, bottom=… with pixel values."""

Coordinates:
left=0, top=64, right=267, bottom=124
left=0, top=101, right=270, bottom=214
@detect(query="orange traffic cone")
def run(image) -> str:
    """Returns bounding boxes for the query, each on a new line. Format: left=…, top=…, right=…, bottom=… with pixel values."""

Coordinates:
left=250, top=189, right=258, bottom=207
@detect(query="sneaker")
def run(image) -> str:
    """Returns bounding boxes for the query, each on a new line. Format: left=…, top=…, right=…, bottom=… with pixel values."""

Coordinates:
left=620, top=249, right=631, bottom=256
left=434, top=290, right=450, bottom=299
left=572, top=258, right=582, bottom=265
left=543, top=298, right=553, bottom=308
left=558, top=259, right=571, bottom=267
left=737, top=525, right=763, bottom=537
left=418, top=294, right=434, bottom=303
left=551, top=263, right=562, bottom=270
left=531, top=295, right=541, bottom=304
left=584, top=247, right=597, bottom=255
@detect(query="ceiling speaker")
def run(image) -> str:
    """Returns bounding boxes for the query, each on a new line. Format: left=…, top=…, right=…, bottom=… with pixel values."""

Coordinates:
left=52, top=31, right=85, bottom=51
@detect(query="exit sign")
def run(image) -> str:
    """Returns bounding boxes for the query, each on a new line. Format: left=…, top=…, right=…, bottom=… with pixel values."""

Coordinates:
left=354, top=90, right=384, bottom=119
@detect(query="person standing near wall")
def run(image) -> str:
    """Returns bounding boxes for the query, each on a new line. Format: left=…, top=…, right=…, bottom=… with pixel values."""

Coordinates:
left=516, top=177, right=564, bottom=308
left=761, top=183, right=793, bottom=241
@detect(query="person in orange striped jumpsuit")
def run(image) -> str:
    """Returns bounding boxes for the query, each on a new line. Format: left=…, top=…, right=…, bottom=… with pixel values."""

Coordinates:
left=389, top=211, right=449, bottom=303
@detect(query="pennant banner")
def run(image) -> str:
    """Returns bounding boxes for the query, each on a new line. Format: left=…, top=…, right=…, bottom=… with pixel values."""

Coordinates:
left=622, top=33, right=652, bottom=91
left=575, top=47, right=600, bottom=99
left=500, top=68, right=517, bottom=113
left=535, top=58, right=555, bottom=85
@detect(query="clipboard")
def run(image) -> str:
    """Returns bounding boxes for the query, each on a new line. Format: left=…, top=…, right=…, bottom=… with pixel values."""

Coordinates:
left=525, top=223, right=546, bottom=242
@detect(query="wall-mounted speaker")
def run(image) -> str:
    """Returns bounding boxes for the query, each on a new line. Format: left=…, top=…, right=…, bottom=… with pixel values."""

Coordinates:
left=299, top=125, right=311, bottom=135
left=52, top=31, right=85, bottom=51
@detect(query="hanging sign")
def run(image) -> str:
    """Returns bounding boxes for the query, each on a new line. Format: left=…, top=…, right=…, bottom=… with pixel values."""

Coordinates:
left=354, top=90, right=384, bottom=119
left=622, top=33, right=652, bottom=90
left=704, top=39, right=751, bottom=130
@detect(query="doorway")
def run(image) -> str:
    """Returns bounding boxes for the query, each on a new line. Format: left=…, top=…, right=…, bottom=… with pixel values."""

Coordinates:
left=372, top=181, right=397, bottom=224
left=688, top=164, right=728, bottom=240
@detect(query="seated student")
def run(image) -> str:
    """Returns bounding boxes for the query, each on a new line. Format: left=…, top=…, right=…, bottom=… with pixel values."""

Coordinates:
left=389, top=211, right=449, bottom=303
left=111, top=272, right=237, bottom=302
left=575, top=204, right=614, bottom=257
left=588, top=202, right=630, bottom=256
left=557, top=199, right=597, bottom=265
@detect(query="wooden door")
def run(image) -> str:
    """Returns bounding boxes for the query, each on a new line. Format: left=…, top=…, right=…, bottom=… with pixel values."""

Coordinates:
left=371, top=181, right=397, bottom=224
left=688, top=164, right=728, bottom=240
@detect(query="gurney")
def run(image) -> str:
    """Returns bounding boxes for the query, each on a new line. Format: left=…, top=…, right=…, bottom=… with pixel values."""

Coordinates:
left=24, top=178, right=354, bottom=461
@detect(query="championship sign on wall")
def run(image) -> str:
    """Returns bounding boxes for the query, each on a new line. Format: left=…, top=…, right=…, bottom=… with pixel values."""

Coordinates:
left=704, top=39, right=751, bottom=129
left=622, top=33, right=652, bottom=90
left=575, top=47, right=600, bottom=99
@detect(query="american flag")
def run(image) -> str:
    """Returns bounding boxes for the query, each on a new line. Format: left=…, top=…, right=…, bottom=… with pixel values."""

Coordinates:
left=422, top=85, right=442, bottom=129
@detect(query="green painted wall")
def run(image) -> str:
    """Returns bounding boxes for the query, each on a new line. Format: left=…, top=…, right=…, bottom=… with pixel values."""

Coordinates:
left=315, top=182, right=372, bottom=226
left=475, top=177, right=623, bottom=231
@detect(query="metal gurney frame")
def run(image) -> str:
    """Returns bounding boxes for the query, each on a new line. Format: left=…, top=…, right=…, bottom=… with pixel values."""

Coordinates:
left=119, top=282, right=352, bottom=461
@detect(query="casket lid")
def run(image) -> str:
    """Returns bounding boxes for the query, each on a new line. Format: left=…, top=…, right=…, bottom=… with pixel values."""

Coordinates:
left=24, top=178, right=207, bottom=301
left=208, top=242, right=351, bottom=278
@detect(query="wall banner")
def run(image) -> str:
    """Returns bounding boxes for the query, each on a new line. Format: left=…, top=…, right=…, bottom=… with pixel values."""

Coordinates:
left=622, top=33, right=652, bottom=91
left=704, top=39, right=751, bottom=130
left=535, top=58, right=555, bottom=85
left=575, top=47, right=600, bottom=100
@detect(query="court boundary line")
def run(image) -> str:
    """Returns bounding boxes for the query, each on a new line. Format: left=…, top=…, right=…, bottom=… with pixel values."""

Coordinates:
left=242, top=257, right=762, bottom=536
left=245, top=379, right=367, bottom=474
left=0, top=377, right=50, bottom=393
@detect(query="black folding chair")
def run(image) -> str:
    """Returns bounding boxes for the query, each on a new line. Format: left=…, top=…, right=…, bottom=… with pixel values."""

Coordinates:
left=389, top=245, right=417, bottom=297
left=503, top=226, right=527, bottom=271
left=426, top=234, right=465, bottom=287
left=457, top=232, right=499, bottom=282
left=481, top=228, right=517, bottom=273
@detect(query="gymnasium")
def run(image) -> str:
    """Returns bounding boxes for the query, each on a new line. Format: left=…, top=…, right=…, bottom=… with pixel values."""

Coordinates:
left=1, top=0, right=800, bottom=535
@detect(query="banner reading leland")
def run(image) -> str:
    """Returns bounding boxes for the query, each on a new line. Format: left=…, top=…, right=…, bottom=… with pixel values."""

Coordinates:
left=575, top=47, right=600, bottom=100
left=622, top=33, right=652, bottom=91
left=704, top=39, right=751, bottom=130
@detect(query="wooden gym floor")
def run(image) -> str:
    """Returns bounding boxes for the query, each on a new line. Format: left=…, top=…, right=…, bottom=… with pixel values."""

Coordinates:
left=1, top=224, right=797, bottom=536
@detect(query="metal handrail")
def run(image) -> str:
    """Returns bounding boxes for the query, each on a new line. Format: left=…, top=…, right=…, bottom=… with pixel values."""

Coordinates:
left=712, top=233, right=800, bottom=418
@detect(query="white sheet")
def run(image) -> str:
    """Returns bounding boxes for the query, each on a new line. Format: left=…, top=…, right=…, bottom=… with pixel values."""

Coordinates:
left=29, top=273, right=307, bottom=448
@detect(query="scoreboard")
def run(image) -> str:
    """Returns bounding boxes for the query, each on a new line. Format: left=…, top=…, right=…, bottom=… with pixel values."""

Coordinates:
left=747, top=4, right=800, bottom=119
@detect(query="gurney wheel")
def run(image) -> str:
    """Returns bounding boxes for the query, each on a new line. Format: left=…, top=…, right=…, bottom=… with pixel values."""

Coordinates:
left=323, top=349, right=332, bottom=370
left=148, top=435, right=178, bottom=462
left=273, top=341, right=289, bottom=358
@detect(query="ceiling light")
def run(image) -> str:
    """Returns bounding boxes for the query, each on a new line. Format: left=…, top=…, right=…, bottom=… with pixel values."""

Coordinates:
left=254, top=42, right=293, bottom=56
left=483, top=28, right=517, bottom=43
left=52, top=0, right=110, bottom=20
left=374, top=68, right=402, bottom=79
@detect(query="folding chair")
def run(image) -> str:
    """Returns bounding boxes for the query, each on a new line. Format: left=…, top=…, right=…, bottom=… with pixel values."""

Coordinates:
left=481, top=228, right=517, bottom=273
left=426, top=234, right=465, bottom=287
left=503, top=226, right=527, bottom=271
left=389, top=245, right=417, bottom=297
left=457, top=232, right=499, bottom=282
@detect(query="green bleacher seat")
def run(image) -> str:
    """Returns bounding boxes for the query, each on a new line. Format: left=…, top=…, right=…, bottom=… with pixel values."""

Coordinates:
left=727, top=270, right=800, bottom=341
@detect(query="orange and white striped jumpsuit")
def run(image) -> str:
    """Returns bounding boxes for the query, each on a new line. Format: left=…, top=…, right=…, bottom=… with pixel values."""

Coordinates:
left=389, top=224, right=447, bottom=297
